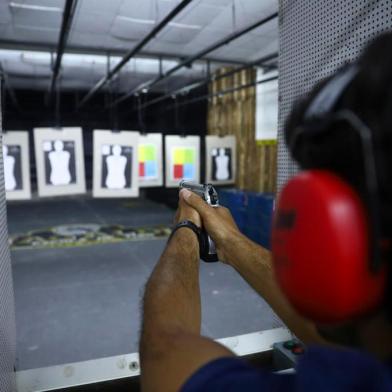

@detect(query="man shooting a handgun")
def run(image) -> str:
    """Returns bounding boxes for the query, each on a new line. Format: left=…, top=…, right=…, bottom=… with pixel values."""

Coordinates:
left=139, top=33, right=392, bottom=391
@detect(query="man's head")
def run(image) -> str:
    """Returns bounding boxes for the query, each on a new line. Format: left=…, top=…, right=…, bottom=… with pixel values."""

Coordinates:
left=285, top=33, right=392, bottom=241
left=276, top=33, right=392, bottom=335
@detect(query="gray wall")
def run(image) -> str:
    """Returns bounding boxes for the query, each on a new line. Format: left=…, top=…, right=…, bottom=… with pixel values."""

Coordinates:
left=0, top=81, right=16, bottom=391
left=277, top=0, right=392, bottom=191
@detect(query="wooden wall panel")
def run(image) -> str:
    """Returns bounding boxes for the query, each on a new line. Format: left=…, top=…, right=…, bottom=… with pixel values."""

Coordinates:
left=207, top=68, right=277, bottom=193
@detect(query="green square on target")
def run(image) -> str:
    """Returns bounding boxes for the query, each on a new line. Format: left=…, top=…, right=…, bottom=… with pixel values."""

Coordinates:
left=145, top=145, right=156, bottom=161
left=184, top=148, right=195, bottom=164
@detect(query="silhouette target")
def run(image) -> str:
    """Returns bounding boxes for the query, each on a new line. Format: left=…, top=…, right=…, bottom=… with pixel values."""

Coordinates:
left=4, top=144, right=23, bottom=191
left=43, top=140, right=76, bottom=186
left=101, top=145, right=133, bottom=189
left=211, top=148, right=232, bottom=181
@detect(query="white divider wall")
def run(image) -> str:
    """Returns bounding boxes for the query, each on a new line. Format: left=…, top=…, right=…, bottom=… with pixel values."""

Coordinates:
left=0, top=82, right=16, bottom=391
left=277, top=0, right=392, bottom=192
left=3, top=131, right=31, bottom=200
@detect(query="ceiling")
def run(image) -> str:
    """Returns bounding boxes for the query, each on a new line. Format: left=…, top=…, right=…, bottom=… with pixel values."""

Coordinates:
left=0, top=0, right=278, bottom=93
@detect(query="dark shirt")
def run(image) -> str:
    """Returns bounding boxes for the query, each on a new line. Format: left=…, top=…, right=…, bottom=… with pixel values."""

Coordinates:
left=181, top=346, right=392, bottom=391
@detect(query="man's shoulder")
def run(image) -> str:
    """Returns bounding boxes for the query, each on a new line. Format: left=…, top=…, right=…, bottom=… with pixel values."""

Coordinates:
left=181, top=346, right=392, bottom=392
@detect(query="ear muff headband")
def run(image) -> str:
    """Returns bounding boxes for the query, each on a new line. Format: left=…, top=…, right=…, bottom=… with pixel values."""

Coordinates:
left=304, top=64, right=359, bottom=120
left=288, top=64, right=360, bottom=151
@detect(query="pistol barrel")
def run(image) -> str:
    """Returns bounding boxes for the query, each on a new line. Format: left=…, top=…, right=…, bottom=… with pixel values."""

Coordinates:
left=179, top=180, right=206, bottom=192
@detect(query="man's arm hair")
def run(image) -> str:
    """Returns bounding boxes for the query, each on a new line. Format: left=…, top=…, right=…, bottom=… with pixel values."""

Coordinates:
left=140, top=228, right=234, bottom=392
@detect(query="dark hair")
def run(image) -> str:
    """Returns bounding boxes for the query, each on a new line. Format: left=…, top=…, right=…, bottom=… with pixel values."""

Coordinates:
left=284, top=32, right=392, bottom=239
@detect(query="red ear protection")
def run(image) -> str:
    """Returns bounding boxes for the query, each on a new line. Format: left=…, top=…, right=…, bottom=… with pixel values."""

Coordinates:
left=272, top=170, right=387, bottom=324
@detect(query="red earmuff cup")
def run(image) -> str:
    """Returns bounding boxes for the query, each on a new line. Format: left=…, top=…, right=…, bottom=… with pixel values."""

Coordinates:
left=272, top=170, right=386, bottom=324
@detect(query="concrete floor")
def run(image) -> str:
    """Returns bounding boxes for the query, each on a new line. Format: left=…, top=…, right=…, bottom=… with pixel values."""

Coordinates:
left=7, top=196, right=174, bottom=234
left=8, top=197, right=283, bottom=370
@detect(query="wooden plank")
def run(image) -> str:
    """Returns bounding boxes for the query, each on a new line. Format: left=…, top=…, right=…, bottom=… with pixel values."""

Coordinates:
left=207, top=67, right=276, bottom=192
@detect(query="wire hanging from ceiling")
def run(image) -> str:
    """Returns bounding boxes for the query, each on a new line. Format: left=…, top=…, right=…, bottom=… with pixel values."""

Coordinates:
left=55, top=73, right=61, bottom=128
left=107, top=55, right=119, bottom=132
left=232, top=0, right=236, bottom=32
left=0, top=68, right=6, bottom=128
left=137, top=93, right=147, bottom=134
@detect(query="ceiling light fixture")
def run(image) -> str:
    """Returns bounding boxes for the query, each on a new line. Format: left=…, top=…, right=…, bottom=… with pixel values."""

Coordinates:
left=21, top=51, right=51, bottom=66
left=0, top=48, right=168, bottom=73
left=9, top=2, right=63, bottom=12
left=169, top=22, right=201, bottom=30
left=117, top=15, right=155, bottom=25
left=62, top=53, right=122, bottom=67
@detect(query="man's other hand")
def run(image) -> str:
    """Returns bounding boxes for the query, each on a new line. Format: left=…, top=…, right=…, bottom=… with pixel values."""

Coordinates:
left=175, top=192, right=202, bottom=227
left=179, top=188, right=243, bottom=263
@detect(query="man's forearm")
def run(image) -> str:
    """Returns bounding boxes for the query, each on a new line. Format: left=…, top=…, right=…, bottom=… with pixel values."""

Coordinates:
left=139, top=214, right=236, bottom=392
left=141, top=228, right=201, bottom=345
left=224, top=233, right=326, bottom=344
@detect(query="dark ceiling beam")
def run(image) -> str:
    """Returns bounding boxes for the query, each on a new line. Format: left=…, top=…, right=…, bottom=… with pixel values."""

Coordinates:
left=0, top=73, right=50, bottom=80
left=0, top=40, right=246, bottom=66
left=137, top=52, right=278, bottom=111
left=164, top=74, right=278, bottom=112
left=0, top=62, right=21, bottom=111
left=111, top=12, right=278, bottom=108
left=76, top=0, right=194, bottom=110
left=49, top=0, right=78, bottom=97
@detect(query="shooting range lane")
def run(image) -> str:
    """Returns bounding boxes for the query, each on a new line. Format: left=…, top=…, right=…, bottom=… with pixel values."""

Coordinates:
left=6, top=197, right=173, bottom=235
left=9, top=198, right=283, bottom=370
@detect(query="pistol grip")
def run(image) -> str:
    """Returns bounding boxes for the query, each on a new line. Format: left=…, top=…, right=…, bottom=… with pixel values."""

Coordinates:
left=200, top=230, right=219, bottom=262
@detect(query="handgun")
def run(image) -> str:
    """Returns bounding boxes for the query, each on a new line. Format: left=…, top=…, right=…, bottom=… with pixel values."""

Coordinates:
left=179, top=181, right=219, bottom=262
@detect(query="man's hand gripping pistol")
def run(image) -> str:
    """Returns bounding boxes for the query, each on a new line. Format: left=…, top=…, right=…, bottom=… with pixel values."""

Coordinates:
left=180, top=180, right=219, bottom=262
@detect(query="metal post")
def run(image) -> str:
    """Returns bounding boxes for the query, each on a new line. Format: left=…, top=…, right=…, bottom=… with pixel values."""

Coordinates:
left=0, top=63, right=20, bottom=112
left=49, top=0, right=78, bottom=97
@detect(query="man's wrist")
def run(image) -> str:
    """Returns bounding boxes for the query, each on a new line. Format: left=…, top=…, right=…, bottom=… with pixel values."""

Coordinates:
left=170, top=220, right=200, bottom=242
left=171, top=226, right=200, bottom=252
left=172, top=224, right=199, bottom=239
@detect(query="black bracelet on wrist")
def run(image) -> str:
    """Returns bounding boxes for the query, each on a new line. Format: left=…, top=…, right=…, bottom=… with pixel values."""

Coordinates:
left=168, top=220, right=219, bottom=263
left=169, top=220, right=201, bottom=244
